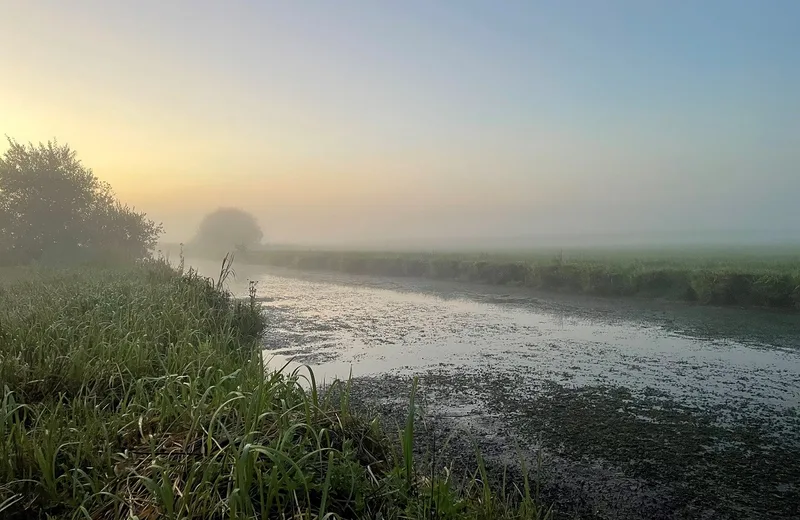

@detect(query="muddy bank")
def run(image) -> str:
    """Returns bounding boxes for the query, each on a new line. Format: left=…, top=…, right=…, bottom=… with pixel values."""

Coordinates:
left=190, top=260, right=800, bottom=518
left=341, top=375, right=677, bottom=520
left=341, top=372, right=799, bottom=519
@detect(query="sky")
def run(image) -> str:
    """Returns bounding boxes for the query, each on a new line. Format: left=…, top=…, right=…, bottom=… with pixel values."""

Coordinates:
left=2, top=1, right=799, bottom=246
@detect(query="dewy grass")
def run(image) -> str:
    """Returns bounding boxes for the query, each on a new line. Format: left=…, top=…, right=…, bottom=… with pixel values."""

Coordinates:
left=238, top=248, right=800, bottom=310
left=0, top=258, right=548, bottom=519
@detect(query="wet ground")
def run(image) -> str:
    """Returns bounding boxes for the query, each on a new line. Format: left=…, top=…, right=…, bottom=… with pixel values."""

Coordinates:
left=197, top=260, right=800, bottom=519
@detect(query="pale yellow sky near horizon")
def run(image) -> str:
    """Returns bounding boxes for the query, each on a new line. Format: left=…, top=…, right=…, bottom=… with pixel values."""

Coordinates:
left=4, top=78, right=628, bottom=242
left=3, top=1, right=799, bottom=245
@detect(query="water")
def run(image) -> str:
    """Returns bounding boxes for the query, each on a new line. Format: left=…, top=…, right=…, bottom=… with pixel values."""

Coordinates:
left=247, top=271, right=800, bottom=416
left=193, top=259, right=800, bottom=518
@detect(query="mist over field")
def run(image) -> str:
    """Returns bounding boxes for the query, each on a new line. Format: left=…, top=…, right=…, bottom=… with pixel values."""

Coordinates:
left=167, top=201, right=800, bottom=253
left=162, top=198, right=800, bottom=251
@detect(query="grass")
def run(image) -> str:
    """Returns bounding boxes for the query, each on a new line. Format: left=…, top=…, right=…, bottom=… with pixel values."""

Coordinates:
left=0, top=257, right=550, bottom=519
left=237, top=248, right=800, bottom=309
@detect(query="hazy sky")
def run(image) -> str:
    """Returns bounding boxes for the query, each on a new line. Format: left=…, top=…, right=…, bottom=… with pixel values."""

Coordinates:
left=3, top=1, right=799, bottom=245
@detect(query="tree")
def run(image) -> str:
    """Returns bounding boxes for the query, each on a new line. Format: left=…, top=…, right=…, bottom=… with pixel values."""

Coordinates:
left=191, top=208, right=263, bottom=253
left=0, top=138, right=163, bottom=265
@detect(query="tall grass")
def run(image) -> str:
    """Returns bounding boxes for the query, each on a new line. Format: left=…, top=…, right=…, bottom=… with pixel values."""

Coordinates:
left=0, top=258, right=549, bottom=519
left=240, top=249, right=800, bottom=309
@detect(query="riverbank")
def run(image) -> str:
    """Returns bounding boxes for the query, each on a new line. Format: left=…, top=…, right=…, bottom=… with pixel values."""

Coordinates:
left=0, top=259, right=550, bottom=519
left=237, top=248, right=800, bottom=310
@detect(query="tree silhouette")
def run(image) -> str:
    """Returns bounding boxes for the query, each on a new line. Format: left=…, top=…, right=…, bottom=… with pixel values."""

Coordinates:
left=192, top=207, right=263, bottom=253
left=0, top=138, right=162, bottom=265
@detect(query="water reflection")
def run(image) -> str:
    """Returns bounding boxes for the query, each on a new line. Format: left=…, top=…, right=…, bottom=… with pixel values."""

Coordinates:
left=249, top=271, right=800, bottom=414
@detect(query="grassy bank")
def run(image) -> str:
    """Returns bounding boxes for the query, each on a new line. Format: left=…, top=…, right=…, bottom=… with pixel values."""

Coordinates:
left=0, top=259, right=548, bottom=519
left=239, top=249, right=800, bottom=309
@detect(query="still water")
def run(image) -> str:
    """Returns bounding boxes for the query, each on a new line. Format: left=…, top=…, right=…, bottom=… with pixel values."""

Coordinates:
left=242, top=269, right=800, bottom=415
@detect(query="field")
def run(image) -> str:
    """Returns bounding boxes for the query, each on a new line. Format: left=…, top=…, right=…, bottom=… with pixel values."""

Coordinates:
left=236, top=246, right=800, bottom=309
left=0, top=258, right=549, bottom=519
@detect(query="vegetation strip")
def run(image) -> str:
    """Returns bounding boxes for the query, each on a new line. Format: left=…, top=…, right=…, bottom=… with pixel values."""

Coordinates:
left=237, top=249, right=800, bottom=309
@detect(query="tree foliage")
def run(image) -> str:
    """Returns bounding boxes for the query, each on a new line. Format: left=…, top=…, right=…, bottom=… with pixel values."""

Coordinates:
left=192, top=208, right=263, bottom=253
left=0, top=138, right=162, bottom=265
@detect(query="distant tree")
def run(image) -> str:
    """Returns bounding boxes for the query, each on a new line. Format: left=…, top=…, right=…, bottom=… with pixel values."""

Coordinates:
left=192, top=208, right=263, bottom=253
left=0, top=138, right=163, bottom=265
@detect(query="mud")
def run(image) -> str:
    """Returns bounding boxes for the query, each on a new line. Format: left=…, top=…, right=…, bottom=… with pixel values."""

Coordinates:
left=192, top=260, right=800, bottom=519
